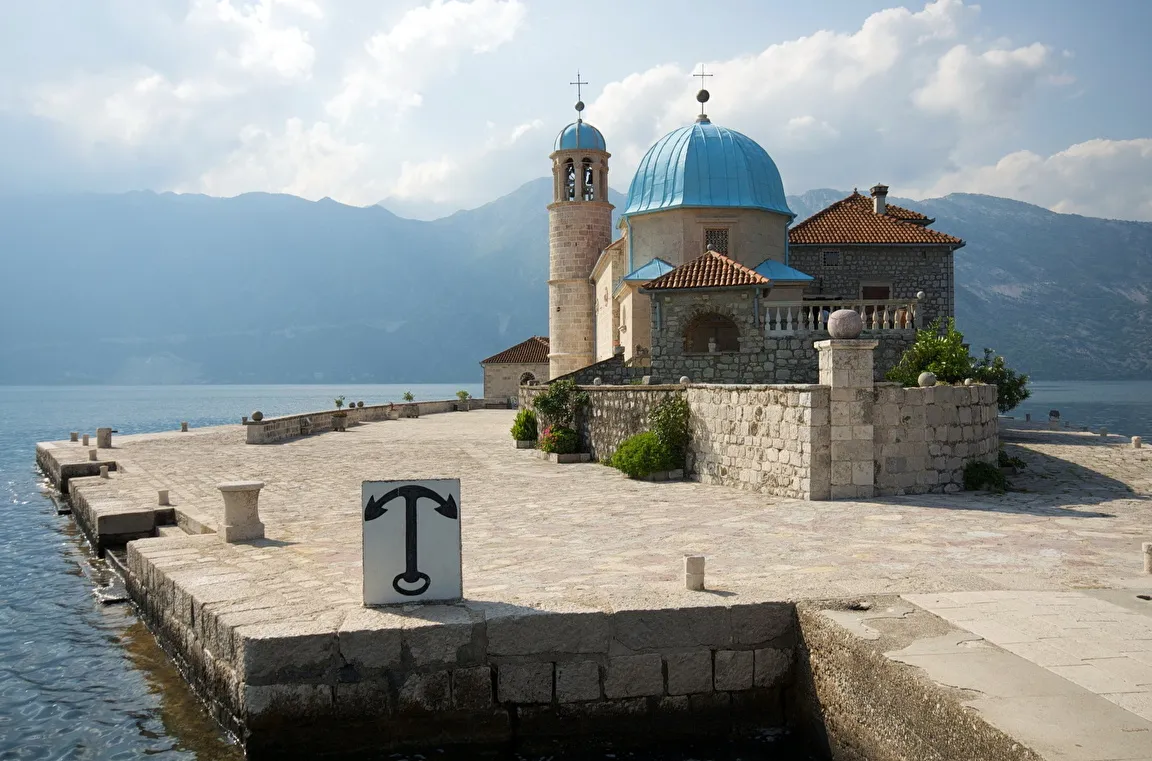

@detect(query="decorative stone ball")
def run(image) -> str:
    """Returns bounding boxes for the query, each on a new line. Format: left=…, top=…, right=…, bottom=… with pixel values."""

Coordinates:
left=593, top=377, right=602, bottom=386
left=964, top=378, right=974, bottom=386
left=251, top=410, right=264, bottom=422
left=679, top=376, right=691, bottom=385
left=827, top=309, right=863, bottom=339
left=917, top=372, right=937, bottom=388
left=357, top=401, right=364, bottom=408
left=916, top=290, right=926, bottom=300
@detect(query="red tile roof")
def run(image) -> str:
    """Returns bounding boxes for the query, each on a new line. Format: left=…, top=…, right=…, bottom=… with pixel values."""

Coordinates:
left=643, top=250, right=770, bottom=291
left=789, top=191, right=964, bottom=246
left=480, top=336, right=550, bottom=364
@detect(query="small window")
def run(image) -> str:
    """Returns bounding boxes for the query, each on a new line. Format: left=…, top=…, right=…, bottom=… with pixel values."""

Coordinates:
left=704, top=228, right=729, bottom=254
left=823, top=250, right=841, bottom=266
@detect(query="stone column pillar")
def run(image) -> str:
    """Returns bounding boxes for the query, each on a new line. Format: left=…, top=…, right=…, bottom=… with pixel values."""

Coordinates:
left=96, top=427, right=112, bottom=448
left=816, top=314, right=878, bottom=500
left=218, top=481, right=266, bottom=542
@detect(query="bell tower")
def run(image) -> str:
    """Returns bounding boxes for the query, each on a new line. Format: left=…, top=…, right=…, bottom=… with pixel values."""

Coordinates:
left=548, top=74, right=613, bottom=379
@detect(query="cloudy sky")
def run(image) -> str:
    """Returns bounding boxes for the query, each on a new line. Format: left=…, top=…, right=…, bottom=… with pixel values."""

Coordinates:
left=1, top=0, right=1150, bottom=220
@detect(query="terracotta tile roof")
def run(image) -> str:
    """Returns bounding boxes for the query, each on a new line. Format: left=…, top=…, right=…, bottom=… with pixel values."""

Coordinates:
left=643, top=251, right=770, bottom=291
left=789, top=191, right=964, bottom=246
left=480, top=336, right=550, bottom=364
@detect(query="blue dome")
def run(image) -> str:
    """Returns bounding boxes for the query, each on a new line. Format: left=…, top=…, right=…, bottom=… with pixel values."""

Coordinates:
left=623, top=118, right=793, bottom=218
left=554, top=120, right=606, bottom=152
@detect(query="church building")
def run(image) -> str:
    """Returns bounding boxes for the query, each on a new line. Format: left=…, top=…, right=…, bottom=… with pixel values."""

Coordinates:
left=482, top=79, right=964, bottom=398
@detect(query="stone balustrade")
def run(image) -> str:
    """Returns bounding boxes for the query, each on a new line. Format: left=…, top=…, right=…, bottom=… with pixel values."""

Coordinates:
left=764, top=299, right=919, bottom=334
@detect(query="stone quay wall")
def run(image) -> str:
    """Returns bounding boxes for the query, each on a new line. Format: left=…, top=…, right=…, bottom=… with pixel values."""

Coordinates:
left=686, top=385, right=832, bottom=500
left=245, top=398, right=483, bottom=444
left=123, top=536, right=797, bottom=754
left=874, top=383, right=999, bottom=495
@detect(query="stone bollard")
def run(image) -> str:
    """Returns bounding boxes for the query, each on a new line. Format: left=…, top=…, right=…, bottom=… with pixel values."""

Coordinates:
left=96, top=427, right=112, bottom=448
left=1100, top=427, right=1108, bottom=438
left=88, top=448, right=98, bottom=462
left=82, top=434, right=90, bottom=447
left=180, top=421, right=189, bottom=432
left=99, top=465, right=109, bottom=479
left=1133, top=436, right=1143, bottom=449
left=158, top=489, right=170, bottom=506
left=1144, top=543, right=1152, bottom=575
left=1025, top=414, right=1031, bottom=422
left=218, top=481, right=265, bottom=542
left=70, top=432, right=79, bottom=442
left=685, top=555, right=705, bottom=591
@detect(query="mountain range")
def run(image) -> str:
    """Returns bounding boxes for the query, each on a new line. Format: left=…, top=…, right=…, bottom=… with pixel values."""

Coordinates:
left=1, top=180, right=1149, bottom=384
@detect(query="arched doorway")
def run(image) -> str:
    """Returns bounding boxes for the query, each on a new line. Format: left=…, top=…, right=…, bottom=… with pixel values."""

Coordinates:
left=684, top=313, right=740, bottom=353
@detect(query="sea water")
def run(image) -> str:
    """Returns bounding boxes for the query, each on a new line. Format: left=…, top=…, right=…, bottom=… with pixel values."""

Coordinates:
left=2, top=381, right=1150, bottom=760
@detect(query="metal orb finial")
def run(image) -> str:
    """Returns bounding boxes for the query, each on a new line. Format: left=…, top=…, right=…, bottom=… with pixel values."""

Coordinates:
left=575, top=100, right=585, bottom=113
left=696, top=89, right=710, bottom=104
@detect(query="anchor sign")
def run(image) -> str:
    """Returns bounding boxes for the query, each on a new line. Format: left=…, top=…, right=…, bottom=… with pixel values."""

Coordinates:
left=361, top=479, right=462, bottom=605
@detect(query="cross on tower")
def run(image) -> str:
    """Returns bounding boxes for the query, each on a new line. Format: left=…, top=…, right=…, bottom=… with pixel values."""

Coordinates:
left=570, top=70, right=588, bottom=116
left=693, top=64, right=713, bottom=117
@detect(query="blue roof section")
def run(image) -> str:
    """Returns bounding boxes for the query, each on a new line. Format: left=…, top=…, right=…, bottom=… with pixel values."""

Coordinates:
left=754, top=259, right=814, bottom=283
left=623, top=118, right=793, bottom=219
left=554, top=120, right=607, bottom=152
left=623, top=257, right=675, bottom=282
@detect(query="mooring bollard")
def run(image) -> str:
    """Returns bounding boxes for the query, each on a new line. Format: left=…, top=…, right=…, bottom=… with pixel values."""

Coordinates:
left=158, top=489, right=170, bottom=506
left=180, top=421, right=189, bottom=432
left=88, top=448, right=98, bottom=462
left=82, top=434, right=90, bottom=447
left=1025, top=413, right=1031, bottom=422
left=1144, top=542, right=1152, bottom=575
left=685, top=555, right=705, bottom=591
left=99, top=465, right=109, bottom=479
left=69, top=432, right=79, bottom=442
left=96, top=427, right=112, bottom=448
left=1133, top=436, right=1143, bottom=449
left=218, top=481, right=265, bottom=542
left=1100, top=427, right=1108, bottom=438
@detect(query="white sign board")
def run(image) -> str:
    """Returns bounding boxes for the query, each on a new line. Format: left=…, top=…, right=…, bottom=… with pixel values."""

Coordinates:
left=361, top=479, right=462, bottom=606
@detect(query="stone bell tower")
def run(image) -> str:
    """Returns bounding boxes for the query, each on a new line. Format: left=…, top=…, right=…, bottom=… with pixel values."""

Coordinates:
left=548, top=86, right=613, bottom=379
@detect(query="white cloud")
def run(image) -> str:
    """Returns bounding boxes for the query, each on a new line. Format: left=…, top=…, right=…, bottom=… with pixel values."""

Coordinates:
left=914, top=42, right=1055, bottom=118
left=910, top=138, right=1152, bottom=221
left=326, top=0, right=526, bottom=122
left=188, top=0, right=321, bottom=80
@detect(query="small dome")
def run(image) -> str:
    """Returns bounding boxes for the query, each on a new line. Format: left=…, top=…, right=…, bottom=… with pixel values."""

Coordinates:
left=623, top=118, right=792, bottom=218
left=554, top=120, right=606, bottom=152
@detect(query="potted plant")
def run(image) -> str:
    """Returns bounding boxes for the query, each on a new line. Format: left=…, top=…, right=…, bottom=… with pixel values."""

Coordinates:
left=510, top=408, right=537, bottom=448
left=400, top=390, right=418, bottom=418
left=332, top=395, right=348, bottom=431
left=532, top=379, right=590, bottom=463
left=456, top=389, right=472, bottom=411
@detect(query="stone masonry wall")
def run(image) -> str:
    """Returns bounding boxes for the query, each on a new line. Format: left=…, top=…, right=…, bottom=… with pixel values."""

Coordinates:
left=873, top=383, right=999, bottom=495
left=685, top=385, right=831, bottom=500
left=549, top=199, right=614, bottom=378
left=245, top=398, right=482, bottom=444
left=788, top=245, right=955, bottom=327
left=648, top=289, right=914, bottom=385
left=483, top=362, right=549, bottom=404
left=553, top=353, right=647, bottom=386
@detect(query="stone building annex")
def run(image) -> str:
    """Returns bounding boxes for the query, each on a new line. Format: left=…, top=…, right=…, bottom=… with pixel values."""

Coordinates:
left=482, top=82, right=965, bottom=397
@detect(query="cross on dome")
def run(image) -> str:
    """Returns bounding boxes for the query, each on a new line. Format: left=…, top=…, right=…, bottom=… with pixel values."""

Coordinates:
left=693, top=64, right=713, bottom=120
left=570, top=70, right=588, bottom=119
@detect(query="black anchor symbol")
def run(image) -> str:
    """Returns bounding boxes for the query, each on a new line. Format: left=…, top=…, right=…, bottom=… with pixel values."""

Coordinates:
left=365, top=484, right=458, bottom=597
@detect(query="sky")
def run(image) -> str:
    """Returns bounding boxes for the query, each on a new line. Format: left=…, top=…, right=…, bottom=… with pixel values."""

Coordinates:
left=1, top=0, right=1150, bottom=221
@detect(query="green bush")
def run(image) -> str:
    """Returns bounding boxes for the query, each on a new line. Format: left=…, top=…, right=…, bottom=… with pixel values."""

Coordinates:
left=887, top=318, right=1030, bottom=413
left=456, top=390, right=471, bottom=402
left=538, top=425, right=578, bottom=454
left=650, top=395, right=689, bottom=470
left=997, top=448, right=1026, bottom=470
left=963, top=460, right=1007, bottom=492
left=532, top=379, right=589, bottom=428
left=510, top=408, right=538, bottom=441
left=401, top=391, right=414, bottom=402
left=610, top=432, right=676, bottom=478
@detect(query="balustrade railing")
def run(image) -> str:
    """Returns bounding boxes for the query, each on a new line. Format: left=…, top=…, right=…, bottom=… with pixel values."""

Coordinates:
left=763, top=299, right=918, bottom=334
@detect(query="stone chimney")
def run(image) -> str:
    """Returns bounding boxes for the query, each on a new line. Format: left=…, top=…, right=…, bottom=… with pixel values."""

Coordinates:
left=870, top=184, right=889, bottom=215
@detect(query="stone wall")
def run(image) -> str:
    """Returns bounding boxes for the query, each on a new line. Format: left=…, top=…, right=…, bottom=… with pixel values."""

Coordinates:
left=686, top=385, right=831, bottom=500
left=245, top=398, right=483, bottom=444
left=873, top=383, right=999, bottom=495
left=648, top=289, right=914, bottom=385
left=788, top=245, right=955, bottom=327
left=483, top=362, right=549, bottom=404
left=628, top=206, right=789, bottom=271
left=553, top=353, right=647, bottom=386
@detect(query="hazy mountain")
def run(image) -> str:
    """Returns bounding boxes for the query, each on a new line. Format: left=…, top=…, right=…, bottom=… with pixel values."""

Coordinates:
left=0, top=182, right=1148, bottom=384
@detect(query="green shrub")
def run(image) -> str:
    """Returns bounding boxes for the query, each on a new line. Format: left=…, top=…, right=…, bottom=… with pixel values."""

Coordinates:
left=532, top=379, right=589, bottom=428
left=401, top=391, right=414, bottom=402
left=997, top=449, right=1026, bottom=470
left=510, top=408, right=538, bottom=441
left=887, top=318, right=1029, bottom=413
left=538, top=425, right=578, bottom=454
left=456, top=390, right=471, bottom=401
left=610, top=432, right=676, bottom=478
left=963, top=460, right=1007, bottom=492
left=650, top=395, right=689, bottom=470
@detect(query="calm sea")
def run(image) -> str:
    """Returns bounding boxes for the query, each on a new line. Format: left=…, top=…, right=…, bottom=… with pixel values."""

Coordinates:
left=2, top=381, right=1149, bottom=760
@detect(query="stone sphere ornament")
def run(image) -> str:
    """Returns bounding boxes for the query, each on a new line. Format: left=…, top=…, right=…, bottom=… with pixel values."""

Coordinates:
left=357, top=401, right=364, bottom=408
left=916, top=291, right=926, bottom=300
left=917, top=372, right=937, bottom=388
left=679, top=376, right=691, bottom=385
left=827, top=309, right=863, bottom=339
left=964, top=378, right=974, bottom=386
left=251, top=410, right=264, bottom=422
left=593, top=377, right=602, bottom=386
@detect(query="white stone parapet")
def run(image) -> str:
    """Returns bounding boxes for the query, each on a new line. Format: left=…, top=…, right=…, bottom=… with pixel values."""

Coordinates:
left=218, top=481, right=266, bottom=542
